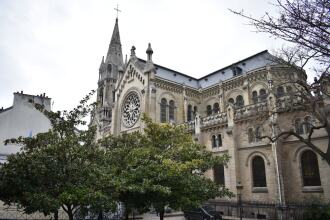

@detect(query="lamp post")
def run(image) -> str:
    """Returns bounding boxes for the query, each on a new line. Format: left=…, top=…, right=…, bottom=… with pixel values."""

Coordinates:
left=236, top=182, right=243, bottom=220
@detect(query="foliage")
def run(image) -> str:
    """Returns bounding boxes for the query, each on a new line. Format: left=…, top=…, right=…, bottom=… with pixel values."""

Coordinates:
left=231, top=0, right=330, bottom=165
left=100, top=114, right=232, bottom=220
left=303, top=203, right=330, bottom=220
left=0, top=91, right=116, bottom=220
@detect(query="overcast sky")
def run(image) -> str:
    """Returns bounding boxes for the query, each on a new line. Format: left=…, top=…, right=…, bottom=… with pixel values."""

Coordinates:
left=0, top=0, right=290, bottom=111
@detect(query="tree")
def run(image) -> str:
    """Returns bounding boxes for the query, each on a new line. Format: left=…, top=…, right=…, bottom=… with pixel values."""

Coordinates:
left=0, top=92, right=116, bottom=220
left=231, top=0, right=330, bottom=165
left=100, top=115, right=232, bottom=220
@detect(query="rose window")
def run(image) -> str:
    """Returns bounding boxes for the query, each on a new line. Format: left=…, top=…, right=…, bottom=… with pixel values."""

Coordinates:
left=122, top=92, right=141, bottom=127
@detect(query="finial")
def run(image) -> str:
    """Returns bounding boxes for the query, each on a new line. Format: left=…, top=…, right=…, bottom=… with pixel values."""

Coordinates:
left=146, top=43, right=153, bottom=61
left=125, top=54, right=128, bottom=65
left=130, top=46, right=136, bottom=58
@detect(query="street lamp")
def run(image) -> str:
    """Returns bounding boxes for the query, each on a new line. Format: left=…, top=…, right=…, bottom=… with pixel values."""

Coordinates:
left=236, top=182, right=243, bottom=220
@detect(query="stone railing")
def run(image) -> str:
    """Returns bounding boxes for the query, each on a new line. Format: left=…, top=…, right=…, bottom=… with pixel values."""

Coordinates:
left=200, top=112, right=227, bottom=128
left=234, top=102, right=268, bottom=120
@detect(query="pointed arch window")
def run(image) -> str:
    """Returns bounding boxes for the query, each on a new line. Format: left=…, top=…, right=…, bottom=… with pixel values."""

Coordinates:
left=99, top=87, right=104, bottom=106
left=187, top=105, right=193, bottom=121
left=207, top=105, right=212, bottom=116
left=214, top=164, right=225, bottom=185
left=169, top=100, right=175, bottom=122
left=213, top=103, right=220, bottom=114
left=252, top=91, right=258, bottom=104
left=252, top=156, right=267, bottom=187
left=301, top=150, right=321, bottom=186
left=236, top=95, right=244, bottom=108
left=259, top=89, right=267, bottom=102
left=160, top=98, right=167, bottom=123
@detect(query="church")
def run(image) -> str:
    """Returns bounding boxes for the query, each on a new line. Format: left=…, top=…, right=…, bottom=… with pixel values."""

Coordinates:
left=92, top=18, right=330, bottom=210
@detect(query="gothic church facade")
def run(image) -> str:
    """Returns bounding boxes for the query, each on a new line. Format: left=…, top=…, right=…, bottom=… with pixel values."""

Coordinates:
left=92, top=19, right=330, bottom=204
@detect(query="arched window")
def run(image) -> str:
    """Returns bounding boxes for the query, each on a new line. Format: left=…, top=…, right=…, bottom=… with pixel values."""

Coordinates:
left=107, top=64, right=112, bottom=73
left=214, top=164, right=225, bottom=185
left=169, top=100, right=175, bottom=122
left=217, top=134, right=222, bottom=147
left=193, top=106, right=198, bottom=118
left=277, top=86, right=284, bottom=97
left=259, top=89, right=267, bottom=102
left=248, top=128, right=254, bottom=143
left=160, top=98, right=167, bottom=123
left=304, top=116, right=312, bottom=134
left=228, top=98, right=234, bottom=105
left=252, top=156, right=267, bottom=187
left=211, top=135, right=217, bottom=148
left=207, top=105, right=212, bottom=116
left=252, top=91, right=258, bottom=104
left=99, top=87, right=104, bottom=106
left=301, top=150, right=321, bottom=186
left=213, top=103, right=220, bottom=114
left=187, top=105, right=192, bottom=121
left=295, top=119, right=304, bottom=135
left=236, top=95, right=244, bottom=108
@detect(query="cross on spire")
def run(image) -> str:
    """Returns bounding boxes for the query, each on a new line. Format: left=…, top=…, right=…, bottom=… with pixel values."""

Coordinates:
left=114, top=4, right=121, bottom=18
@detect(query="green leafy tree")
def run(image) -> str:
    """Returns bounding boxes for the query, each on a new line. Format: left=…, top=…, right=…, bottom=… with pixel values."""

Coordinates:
left=100, top=115, right=232, bottom=220
left=0, top=92, right=116, bottom=220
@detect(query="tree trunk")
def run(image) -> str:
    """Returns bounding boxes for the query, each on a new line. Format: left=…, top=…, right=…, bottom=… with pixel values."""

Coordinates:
left=67, top=205, right=74, bottom=220
left=159, top=208, right=165, bottom=220
left=54, top=210, right=58, bottom=220
left=98, top=211, right=103, bottom=220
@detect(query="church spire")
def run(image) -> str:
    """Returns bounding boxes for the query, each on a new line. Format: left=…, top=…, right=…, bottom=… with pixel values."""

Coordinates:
left=105, top=18, right=123, bottom=66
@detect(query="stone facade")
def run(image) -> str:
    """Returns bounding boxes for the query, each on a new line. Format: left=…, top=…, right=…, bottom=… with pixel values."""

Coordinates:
left=92, top=19, right=330, bottom=205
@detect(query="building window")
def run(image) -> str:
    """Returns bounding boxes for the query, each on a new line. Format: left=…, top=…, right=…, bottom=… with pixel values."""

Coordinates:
left=236, top=95, right=244, bottom=108
left=259, top=89, right=267, bottom=102
left=286, top=86, right=293, bottom=94
left=277, top=86, right=284, bottom=97
left=252, top=91, right=258, bottom=104
left=304, top=116, right=312, bottom=134
left=295, top=119, right=304, bottom=135
left=252, top=156, right=267, bottom=187
left=217, top=134, right=222, bottom=147
left=207, top=105, right=212, bottom=116
left=232, top=66, right=242, bottom=76
left=255, top=126, right=261, bottom=142
left=228, top=98, right=234, bottom=105
left=248, top=128, right=254, bottom=143
left=301, top=150, right=321, bottom=186
left=160, top=98, right=167, bottom=123
left=211, top=135, right=217, bottom=148
left=169, top=100, right=175, bottom=122
left=193, top=106, right=198, bottom=118
left=99, top=87, right=104, bottom=105
left=112, top=91, right=116, bottom=102
left=187, top=105, right=192, bottom=121
left=213, top=103, right=220, bottom=114
left=214, top=164, right=225, bottom=185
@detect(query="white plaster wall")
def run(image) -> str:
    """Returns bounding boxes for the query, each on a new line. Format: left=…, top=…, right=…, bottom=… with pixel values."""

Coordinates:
left=0, top=93, right=51, bottom=163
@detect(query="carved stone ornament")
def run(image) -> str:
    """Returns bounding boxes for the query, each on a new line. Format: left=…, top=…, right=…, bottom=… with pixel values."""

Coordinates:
left=122, top=92, right=140, bottom=127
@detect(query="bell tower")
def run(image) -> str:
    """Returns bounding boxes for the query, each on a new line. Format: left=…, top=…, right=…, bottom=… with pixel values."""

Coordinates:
left=96, top=18, right=124, bottom=134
